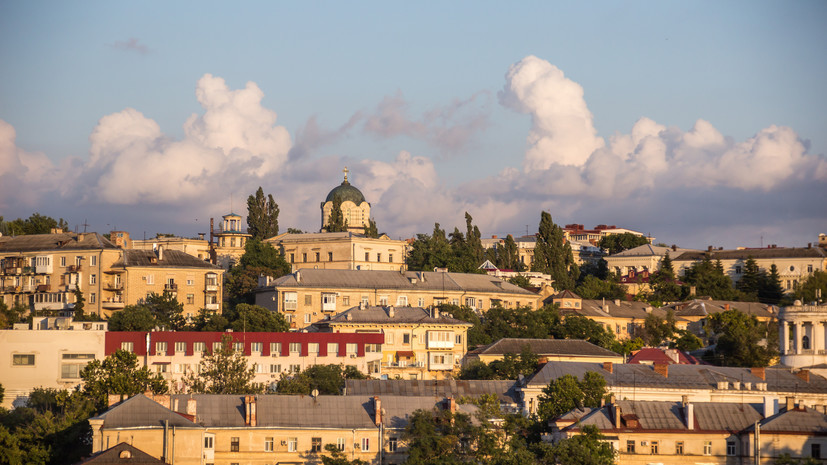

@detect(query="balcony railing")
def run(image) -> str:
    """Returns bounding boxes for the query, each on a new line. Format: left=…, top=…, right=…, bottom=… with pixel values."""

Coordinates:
left=66, top=265, right=82, bottom=273
left=205, top=284, right=219, bottom=292
left=205, top=302, right=220, bottom=311
left=104, top=282, right=123, bottom=291
left=102, top=299, right=125, bottom=309
left=165, top=283, right=178, bottom=291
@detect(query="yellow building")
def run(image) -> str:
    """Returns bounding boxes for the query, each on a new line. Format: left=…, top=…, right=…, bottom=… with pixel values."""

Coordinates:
left=321, top=168, right=371, bottom=233
left=109, top=247, right=224, bottom=318
left=314, top=305, right=472, bottom=380
left=265, top=231, right=408, bottom=272
left=212, top=213, right=252, bottom=270
left=0, top=231, right=123, bottom=318
left=254, top=268, right=541, bottom=329
left=127, top=231, right=211, bottom=262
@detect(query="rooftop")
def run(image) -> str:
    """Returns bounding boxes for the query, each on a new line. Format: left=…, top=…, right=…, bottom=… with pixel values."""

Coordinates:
left=0, top=232, right=117, bottom=253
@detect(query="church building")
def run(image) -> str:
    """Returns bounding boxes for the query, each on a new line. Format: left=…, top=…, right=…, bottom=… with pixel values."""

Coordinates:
left=320, top=167, right=371, bottom=233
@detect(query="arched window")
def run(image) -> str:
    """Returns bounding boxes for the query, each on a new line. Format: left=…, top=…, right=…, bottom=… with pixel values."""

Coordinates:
left=802, top=335, right=810, bottom=350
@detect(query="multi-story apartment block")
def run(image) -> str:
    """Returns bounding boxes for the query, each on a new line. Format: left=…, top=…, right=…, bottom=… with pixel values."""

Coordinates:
left=313, top=305, right=472, bottom=380
left=0, top=316, right=107, bottom=408
left=127, top=231, right=211, bottom=262
left=0, top=232, right=123, bottom=317
left=111, top=247, right=223, bottom=318
left=254, top=268, right=540, bottom=329
left=265, top=231, right=408, bottom=272
left=105, top=331, right=385, bottom=390
left=673, top=245, right=827, bottom=293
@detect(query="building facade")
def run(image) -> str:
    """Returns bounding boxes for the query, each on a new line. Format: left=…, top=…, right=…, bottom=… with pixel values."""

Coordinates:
left=265, top=231, right=408, bottom=273
left=779, top=302, right=827, bottom=377
left=211, top=213, right=252, bottom=270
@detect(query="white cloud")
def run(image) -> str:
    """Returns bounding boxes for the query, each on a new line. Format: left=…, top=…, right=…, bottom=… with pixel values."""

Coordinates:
left=0, top=120, right=59, bottom=210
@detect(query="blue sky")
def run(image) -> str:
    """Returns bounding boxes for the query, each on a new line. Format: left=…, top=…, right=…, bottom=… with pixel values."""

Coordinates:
left=1, top=1, right=825, bottom=248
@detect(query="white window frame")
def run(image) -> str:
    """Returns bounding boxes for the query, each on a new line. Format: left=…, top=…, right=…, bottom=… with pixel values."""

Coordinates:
left=361, top=437, right=370, bottom=452
left=283, top=292, right=298, bottom=311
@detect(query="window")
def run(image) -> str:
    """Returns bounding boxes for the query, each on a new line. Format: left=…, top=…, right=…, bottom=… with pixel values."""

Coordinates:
left=75, top=256, right=83, bottom=266
left=465, top=297, right=475, bottom=307
left=397, top=296, right=408, bottom=306
left=308, top=343, right=319, bottom=354
left=289, top=342, right=301, bottom=353
left=305, top=295, right=312, bottom=306
left=186, top=294, right=194, bottom=304
left=389, top=253, right=393, bottom=263
left=155, top=364, right=168, bottom=373
left=288, top=437, right=297, bottom=452
left=365, top=344, right=380, bottom=353
left=194, top=342, right=206, bottom=353
left=727, top=441, right=735, bottom=456
left=328, top=343, right=339, bottom=355
left=304, top=313, right=312, bottom=324
left=388, top=437, right=398, bottom=452
left=60, top=354, right=94, bottom=379
left=146, top=274, right=154, bottom=285
left=213, top=342, right=222, bottom=352
left=455, top=334, right=462, bottom=345
left=451, top=298, right=459, bottom=306
left=377, top=253, right=382, bottom=262
left=270, top=342, right=281, bottom=355
left=427, top=330, right=453, bottom=348
left=251, top=342, right=262, bottom=353
left=735, top=265, right=742, bottom=274
left=342, top=296, right=350, bottom=306
left=264, top=437, right=274, bottom=452
left=270, top=364, right=281, bottom=373
left=231, top=437, right=239, bottom=452
left=361, top=296, right=369, bottom=306
left=90, top=274, right=96, bottom=285
left=322, top=293, right=337, bottom=311
left=155, top=342, right=167, bottom=354
left=676, top=441, right=684, bottom=455
left=379, top=295, right=389, bottom=306
left=337, top=438, right=346, bottom=451
left=704, top=441, right=712, bottom=455
left=650, top=441, right=659, bottom=454
left=60, top=256, right=66, bottom=267
left=312, top=437, right=322, bottom=453
left=328, top=252, right=333, bottom=262
left=187, top=279, right=193, bottom=286
left=365, top=252, right=371, bottom=261
left=90, top=255, right=97, bottom=267
left=626, top=440, right=635, bottom=453
left=302, top=253, right=307, bottom=262
left=90, top=293, right=96, bottom=304
left=813, top=444, right=821, bottom=459
left=808, top=264, right=814, bottom=273
left=232, top=342, right=243, bottom=353
left=361, top=437, right=370, bottom=452
left=206, top=273, right=218, bottom=287
left=175, top=342, right=186, bottom=353
left=204, top=436, right=214, bottom=449
left=403, top=333, right=410, bottom=344
left=386, top=332, right=395, bottom=344
left=315, top=252, right=320, bottom=262
left=418, top=298, right=425, bottom=307
left=283, top=292, right=297, bottom=311
left=346, top=343, right=357, bottom=354
left=121, top=342, right=134, bottom=352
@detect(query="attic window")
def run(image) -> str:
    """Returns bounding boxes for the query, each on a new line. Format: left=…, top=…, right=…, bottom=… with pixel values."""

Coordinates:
left=119, top=450, right=132, bottom=459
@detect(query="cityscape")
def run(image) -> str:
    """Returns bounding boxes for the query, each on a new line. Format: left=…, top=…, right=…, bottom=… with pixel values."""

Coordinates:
left=1, top=2, right=826, bottom=465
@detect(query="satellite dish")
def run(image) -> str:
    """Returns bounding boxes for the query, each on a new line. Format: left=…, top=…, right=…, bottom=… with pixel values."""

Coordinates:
left=311, top=389, right=319, bottom=398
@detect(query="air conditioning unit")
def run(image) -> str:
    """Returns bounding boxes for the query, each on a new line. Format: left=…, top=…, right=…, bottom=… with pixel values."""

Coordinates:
left=640, top=441, right=648, bottom=446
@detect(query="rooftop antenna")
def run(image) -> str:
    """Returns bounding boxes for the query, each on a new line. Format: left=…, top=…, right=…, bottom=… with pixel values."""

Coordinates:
left=81, top=219, right=90, bottom=233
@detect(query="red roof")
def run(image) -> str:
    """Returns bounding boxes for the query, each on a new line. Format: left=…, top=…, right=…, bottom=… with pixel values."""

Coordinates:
left=628, top=348, right=706, bottom=365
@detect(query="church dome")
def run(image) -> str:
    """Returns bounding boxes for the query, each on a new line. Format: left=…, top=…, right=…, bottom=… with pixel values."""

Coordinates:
left=325, top=179, right=366, bottom=204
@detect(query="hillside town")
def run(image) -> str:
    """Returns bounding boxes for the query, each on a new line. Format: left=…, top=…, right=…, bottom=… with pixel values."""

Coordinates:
left=1, top=175, right=826, bottom=465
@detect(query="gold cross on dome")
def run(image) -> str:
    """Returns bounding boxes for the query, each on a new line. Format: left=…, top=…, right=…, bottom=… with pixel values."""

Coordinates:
left=343, top=166, right=349, bottom=183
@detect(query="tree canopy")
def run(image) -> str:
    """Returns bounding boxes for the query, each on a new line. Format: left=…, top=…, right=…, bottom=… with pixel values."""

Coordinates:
left=106, top=291, right=185, bottom=331
left=532, top=212, right=579, bottom=290
left=225, top=239, right=291, bottom=305
left=536, top=372, right=606, bottom=425
left=325, top=198, right=348, bottom=232
left=0, top=213, right=69, bottom=236
left=407, top=214, right=487, bottom=273
left=794, top=270, right=827, bottom=304
left=363, top=218, right=379, bottom=238
left=705, top=309, right=778, bottom=367
left=274, top=364, right=367, bottom=395
left=184, top=335, right=263, bottom=394
left=598, top=232, right=650, bottom=255
left=246, top=187, right=280, bottom=240
left=80, top=350, right=168, bottom=409
left=682, top=256, right=737, bottom=300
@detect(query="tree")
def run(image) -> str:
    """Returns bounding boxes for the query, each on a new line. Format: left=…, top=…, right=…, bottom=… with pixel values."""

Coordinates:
left=187, top=308, right=230, bottom=331
left=536, top=372, right=607, bottom=425
left=674, top=330, right=704, bottom=351
left=407, top=223, right=453, bottom=271
left=794, top=270, right=827, bottom=304
left=508, top=274, right=532, bottom=289
left=275, top=364, right=367, bottom=395
left=547, top=425, right=615, bottom=465
left=759, top=264, right=785, bottom=305
left=642, top=310, right=677, bottom=346
left=650, top=252, right=682, bottom=302
left=81, top=350, right=167, bottom=409
left=325, top=197, right=348, bottom=232
left=144, top=291, right=186, bottom=330
left=598, top=233, right=649, bottom=255
left=460, top=346, right=540, bottom=380
left=403, top=408, right=479, bottom=465
left=0, top=300, right=27, bottom=329
left=363, top=218, right=379, bottom=238
left=0, top=213, right=69, bottom=236
left=226, top=303, right=289, bottom=332
left=682, top=255, right=736, bottom=300
left=321, top=444, right=368, bottom=465
left=184, top=335, right=263, bottom=394
left=246, top=187, right=280, bottom=240
left=736, top=257, right=764, bottom=299
left=532, top=212, right=579, bottom=290
left=706, top=309, right=777, bottom=367
left=106, top=305, right=157, bottom=331
left=225, top=239, right=291, bottom=304
left=574, top=275, right=626, bottom=300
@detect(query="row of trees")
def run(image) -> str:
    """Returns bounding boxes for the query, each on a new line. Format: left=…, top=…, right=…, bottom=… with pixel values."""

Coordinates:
left=407, top=213, right=488, bottom=273
left=0, top=213, right=69, bottom=237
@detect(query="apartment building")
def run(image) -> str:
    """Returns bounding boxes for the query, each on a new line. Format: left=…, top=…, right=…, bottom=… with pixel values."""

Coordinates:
left=254, top=268, right=540, bottom=329
left=105, top=331, right=385, bottom=390
left=0, top=231, right=122, bottom=317
left=0, top=316, right=107, bottom=408
left=313, top=305, right=472, bottom=380
left=265, top=231, right=408, bottom=272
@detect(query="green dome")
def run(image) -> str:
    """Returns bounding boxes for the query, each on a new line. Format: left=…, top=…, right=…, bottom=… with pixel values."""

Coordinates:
left=325, top=180, right=366, bottom=204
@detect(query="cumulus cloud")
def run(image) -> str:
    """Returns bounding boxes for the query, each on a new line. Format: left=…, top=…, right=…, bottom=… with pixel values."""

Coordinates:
left=0, top=120, right=60, bottom=210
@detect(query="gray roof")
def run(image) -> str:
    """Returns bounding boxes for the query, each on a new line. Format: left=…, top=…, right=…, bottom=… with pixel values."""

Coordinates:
left=92, top=394, right=197, bottom=428
left=0, top=232, right=117, bottom=252
left=78, top=442, right=166, bottom=464
left=263, top=269, right=537, bottom=296
left=608, top=244, right=700, bottom=258
left=319, top=305, right=472, bottom=326
left=665, top=299, right=776, bottom=319
left=674, top=247, right=826, bottom=261
left=344, top=379, right=520, bottom=404
left=555, top=299, right=682, bottom=321
left=111, top=249, right=221, bottom=269
left=471, top=338, right=621, bottom=359
left=525, top=361, right=827, bottom=394
left=749, top=407, right=827, bottom=433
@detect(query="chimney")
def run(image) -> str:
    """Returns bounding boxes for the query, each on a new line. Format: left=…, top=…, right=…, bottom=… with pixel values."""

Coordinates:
left=689, top=285, right=696, bottom=296
left=708, top=245, right=713, bottom=252
left=447, top=396, right=456, bottom=413
left=108, top=394, right=123, bottom=407
left=614, top=299, right=621, bottom=306
left=157, top=245, right=164, bottom=261
left=603, top=361, right=614, bottom=373
left=244, top=395, right=257, bottom=427
left=612, top=403, right=621, bottom=429
left=538, top=357, right=548, bottom=367
left=671, top=244, right=677, bottom=251
left=388, top=306, right=394, bottom=318
left=763, top=396, right=777, bottom=418
left=373, top=396, right=382, bottom=426
left=664, top=349, right=680, bottom=363
left=295, top=271, right=301, bottom=283
left=724, top=303, right=730, bottom=311
left=796, top=369, right=810, bottom=383
left=808, top=243, right=812, bottom=249
left=654, top=363, right=669, bottom=378
left=786, top=396, right=795, bottom=411
left=186, top=398, right=197, bottom=421
left=434, top=309, right=440, bottom=319
left=751, top=367, right=766, bottom=381
left=685, top=402, right=694, bottom=430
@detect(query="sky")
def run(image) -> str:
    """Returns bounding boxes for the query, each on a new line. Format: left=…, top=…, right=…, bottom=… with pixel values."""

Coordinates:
left=1, top=1, right=826, bottom=249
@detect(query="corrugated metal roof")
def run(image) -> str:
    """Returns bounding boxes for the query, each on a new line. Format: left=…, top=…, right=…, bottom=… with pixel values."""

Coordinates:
left=322, top=305, right=472, bottom=326
left=93, top=395, right=197, bottom=428
left=111, top=249, right=221, bottom=269
left=344, top=379, right=520, bottom=404
left=0, top=232, right=117, bottom=252
left=569, top=400, right=764, bottom=432
left=474, top=338, right=621, bottom=358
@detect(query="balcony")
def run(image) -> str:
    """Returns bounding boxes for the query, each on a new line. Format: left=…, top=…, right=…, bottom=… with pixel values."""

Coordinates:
left=34, top=301, right=71, bottom=311
left=104, top=282, right=124, bottom=291
left=66, top=265, right=82, bottom=273
left=164, top=283, right=178, bottom=292
left=205, top=302, right=220, bottom=311
left=205, top=284, right=219, bottom=292
left=36, top=284, right=51, bottom=292
left=102, top=299, right=125, bottom=310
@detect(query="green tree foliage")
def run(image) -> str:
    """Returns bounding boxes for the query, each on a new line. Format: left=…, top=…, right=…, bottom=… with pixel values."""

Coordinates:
left=225, top=303, right=289, bottom=332
left=246, top=187, right=280, bottom=240
left=184, top=335, right=263, bottom=394
left=736, top=257, right=764, bottom=298
left=403, top=408, right=481, bottom=465
left=287, top=228, right=305, bottom=234
left=225, top=239, right=291, bottom=304
left=532, top=212, right=579, bottom=290
left=486, top=234, right=525, bottom=271
left=325, top=198, right=348, bottom=232
left=507, top=274, right=532, bottom=289
left=459, top=346, right=539, bottom=380
left=794, top=270, right=827, bottom=304
left=761, top=264, right=785, bottom=305
left=642, top=310, right=677, bottom=346
left=650, top=252, right=683, bottom=302
left=574, top=275, right=626, bottom=300
left=107, top=305, right=158, bottom=331
left=682, top=255, right=737, bottom=300
left=107, top=291, right=185, bottom=331
left=674, top=331, right=704, bottom=351
left=275, top=364, right=367, bottom=395
left=321, top=444, right=369, bottom=465
left=0, top=213, right=69, bottom=236
left=80, top=350, right=167, bottom=409
left=577, top=258, right=610, bottom=281
left=363, top=218, right=379, bottom=238
left=706, top=309, right=778, bottom=367
left=187, top=308, right=230, bottom=331
left=536, top=372, right=606, bottom=424
left=598, top=233, right=649, bottom=255
left=407, top=214, right=487, bottom=273
left=408, top=223, right=453, bottom=271
left=544, top=425, right=616, bottom=465
left=0, top=300, right=27, bottom=329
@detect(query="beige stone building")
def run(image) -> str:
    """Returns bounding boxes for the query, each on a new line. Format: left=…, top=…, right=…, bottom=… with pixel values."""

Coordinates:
left=604, top=244, right=700, bottom=278
left=254, top=269, right=541, bottom=329
left=212, top=213, right=252, bottom=270
left=0, top=231, right=123, bottom=317
left=464, top=338, right=623, bottom=366
left=265, top=231, right=408, bottom=272
left=561, top=223, right=654, bottom=245
left=321, top=168, right=371, bottom=233
left=314, top=305, right=472, bottom=380
left=110, top=248, right=224, bottom=319
left=673, top=246, right=827, bottom=293
left=127, top=232, right=211, bottom=262
left=0, top=317, right=107, bottom=408
left=779, top=302, right=827, bottom=378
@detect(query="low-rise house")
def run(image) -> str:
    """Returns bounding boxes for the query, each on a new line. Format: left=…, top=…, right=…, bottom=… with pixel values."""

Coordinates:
left=464, top=338, right=623, bottom=366
left=312, top=305, right=472, bottom=380
left=255, top=268, right=540, bottom=329
left=0, top=316, right=107, bottom=408
left=604, top=244, right=700, bottom=279
left=520, top=361, right=827, bottom=417
left=628, top=347, right=706, bottom=365
left=105, top=331, right=385, bottom=390
left=265, top=231, right=409, bottom=273
left=550, top=398, right=827, bottom=465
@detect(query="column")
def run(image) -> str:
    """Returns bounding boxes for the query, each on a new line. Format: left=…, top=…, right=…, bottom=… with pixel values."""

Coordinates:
left=813, top=321, right=823, bottom=354
left=780, top=320, right=789, bottom=355
left=794, top=322, right=802, bottom=354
